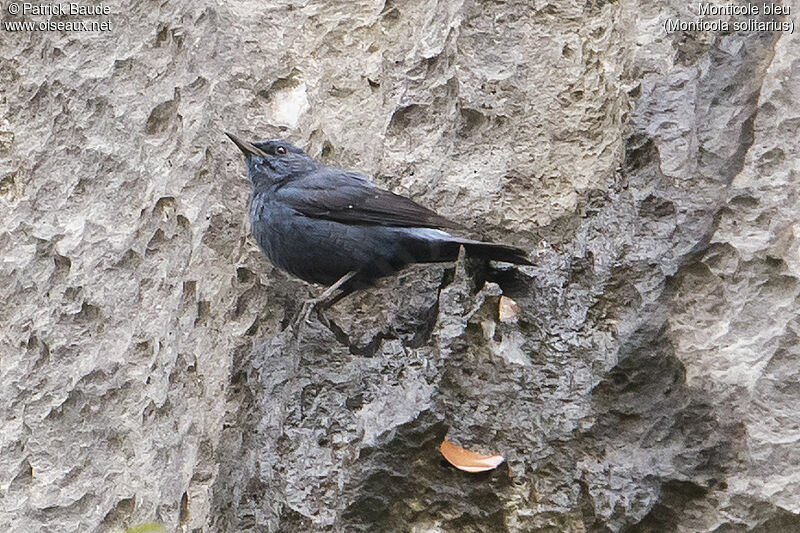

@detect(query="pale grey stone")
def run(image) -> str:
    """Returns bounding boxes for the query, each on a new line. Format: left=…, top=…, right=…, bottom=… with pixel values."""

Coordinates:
left=1, top=0, right=798, bottom=532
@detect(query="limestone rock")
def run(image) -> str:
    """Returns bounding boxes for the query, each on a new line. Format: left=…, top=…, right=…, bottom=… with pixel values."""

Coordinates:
left=1, top=0, right=798, bottom=532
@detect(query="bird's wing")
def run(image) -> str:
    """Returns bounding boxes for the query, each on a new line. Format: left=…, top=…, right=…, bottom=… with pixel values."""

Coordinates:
left=276, top=168, right=462, bottom=229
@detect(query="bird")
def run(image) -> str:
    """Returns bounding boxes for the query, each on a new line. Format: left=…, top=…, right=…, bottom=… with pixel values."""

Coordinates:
left=226, top=133, right=531, bottom=320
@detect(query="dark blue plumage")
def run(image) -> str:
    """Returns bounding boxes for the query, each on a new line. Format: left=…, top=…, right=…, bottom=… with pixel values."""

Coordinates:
left=226, top=133, right=530, bottom=290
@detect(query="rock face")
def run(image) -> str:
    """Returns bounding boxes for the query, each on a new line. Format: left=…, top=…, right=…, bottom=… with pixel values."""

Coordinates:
left=2, top=0, right=798, bottom=531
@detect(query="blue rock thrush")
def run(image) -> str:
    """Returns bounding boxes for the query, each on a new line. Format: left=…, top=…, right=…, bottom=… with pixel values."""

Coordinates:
left=226, top=133, right=531, bottom=314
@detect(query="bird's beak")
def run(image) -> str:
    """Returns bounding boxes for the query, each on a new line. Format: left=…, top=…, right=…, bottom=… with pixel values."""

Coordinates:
left=225, top=132, right=267, bottom=158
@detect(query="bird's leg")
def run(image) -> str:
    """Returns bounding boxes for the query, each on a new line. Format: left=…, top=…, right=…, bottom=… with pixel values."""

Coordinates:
left=294, top=271, right=358, bottom=328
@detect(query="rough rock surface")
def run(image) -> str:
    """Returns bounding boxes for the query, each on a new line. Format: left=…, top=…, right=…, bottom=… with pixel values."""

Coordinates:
left=1, top=0, right=798, bottom=531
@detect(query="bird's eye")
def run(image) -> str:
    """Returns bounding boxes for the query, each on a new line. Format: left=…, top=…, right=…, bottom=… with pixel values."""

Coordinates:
left=275, top=146, right=287, bottom=155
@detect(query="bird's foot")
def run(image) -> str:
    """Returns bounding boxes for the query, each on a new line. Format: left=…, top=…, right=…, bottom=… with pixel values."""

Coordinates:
left=289, top=271, right=357, bottom=335
left=292, top=296, right=330, bottom=329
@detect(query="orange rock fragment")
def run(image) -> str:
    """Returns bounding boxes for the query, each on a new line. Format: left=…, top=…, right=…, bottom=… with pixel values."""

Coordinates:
left=440, top=438, right=505, bottom=473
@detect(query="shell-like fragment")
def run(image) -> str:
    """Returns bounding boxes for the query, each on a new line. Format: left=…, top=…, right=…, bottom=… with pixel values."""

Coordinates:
left=499, top=295, right=520, bottom=323
left=440, top=438, right=505, bottom=473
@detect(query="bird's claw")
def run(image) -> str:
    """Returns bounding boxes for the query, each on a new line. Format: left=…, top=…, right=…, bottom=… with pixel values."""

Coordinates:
left=288, top=271, right=357, bottom=335
left=290, top=297, right=330, bottom=333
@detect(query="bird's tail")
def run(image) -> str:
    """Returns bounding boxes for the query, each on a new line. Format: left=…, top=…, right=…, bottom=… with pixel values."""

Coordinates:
left=452, top=238, right=532, bottom=265
left=394, top=228, right=531, bottom=266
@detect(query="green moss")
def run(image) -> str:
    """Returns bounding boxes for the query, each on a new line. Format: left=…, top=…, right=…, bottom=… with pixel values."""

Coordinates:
left=123, top=523, right=165, bottom=533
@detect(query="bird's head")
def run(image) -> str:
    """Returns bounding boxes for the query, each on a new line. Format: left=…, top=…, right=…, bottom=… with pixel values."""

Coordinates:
left=226, top=133, right=318, bottom=187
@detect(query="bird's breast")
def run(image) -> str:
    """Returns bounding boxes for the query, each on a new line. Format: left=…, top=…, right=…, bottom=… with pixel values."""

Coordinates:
left=248, top=193, right=284, bottom=263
